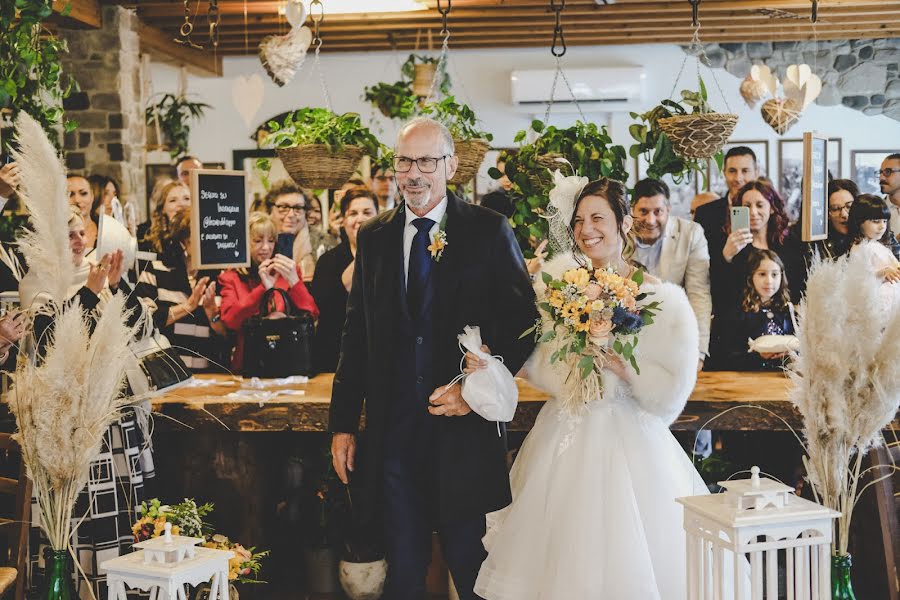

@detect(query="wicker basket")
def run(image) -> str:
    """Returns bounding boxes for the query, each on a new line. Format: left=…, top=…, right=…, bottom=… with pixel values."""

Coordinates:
left=276, top=144, right=364, bottom=190
left=657, top=113, right=738, bottom=160
left=412, top=63, right=437, bottom=98
left=525, top=153, right=568, bottom=189
left=760, top=98, right=801, bottom=135
left=449, top=138, right=491, bottom=185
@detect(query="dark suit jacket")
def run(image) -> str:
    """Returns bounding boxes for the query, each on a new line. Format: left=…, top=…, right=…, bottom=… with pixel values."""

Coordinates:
left=329, top=192, right=538, bottom=524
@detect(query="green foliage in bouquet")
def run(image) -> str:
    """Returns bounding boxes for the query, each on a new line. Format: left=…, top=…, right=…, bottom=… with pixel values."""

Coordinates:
left=490, top=120, right=627, bottom=255
left=629, top=77, right=722, bottom=184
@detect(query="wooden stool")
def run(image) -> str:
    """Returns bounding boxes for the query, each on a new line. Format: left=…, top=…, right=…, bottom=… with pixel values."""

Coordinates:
left=101, top=547, right=233, bottom=600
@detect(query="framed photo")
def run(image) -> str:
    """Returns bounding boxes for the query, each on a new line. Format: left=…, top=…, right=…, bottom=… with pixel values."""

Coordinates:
left=634, top=156, right=697, bottom=219
left=780, top=138, right=841, bottom=220
left=474, top=147, right=517, bottom=203
left=852, top=150, right=893, bottom=194
left=705, top=140, right=769, bottom=197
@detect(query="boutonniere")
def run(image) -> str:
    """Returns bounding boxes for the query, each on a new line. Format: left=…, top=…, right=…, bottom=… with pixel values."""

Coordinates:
left=428, top=216, right=448, bottom=262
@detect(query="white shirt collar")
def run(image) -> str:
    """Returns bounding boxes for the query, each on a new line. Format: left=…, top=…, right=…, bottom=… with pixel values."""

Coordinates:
left=404, top=196, right=448, bottom=229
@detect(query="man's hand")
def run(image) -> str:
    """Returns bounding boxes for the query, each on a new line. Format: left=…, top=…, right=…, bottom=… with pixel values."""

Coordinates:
left=0, top=162, right=20, bottom=198
left=332, top=433, right=356, bottom=484
left=428, top=383, right=472, bottom=417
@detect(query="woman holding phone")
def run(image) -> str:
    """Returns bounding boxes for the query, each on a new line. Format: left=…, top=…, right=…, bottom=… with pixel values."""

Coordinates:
left=707, top=180, right=805, bottom=369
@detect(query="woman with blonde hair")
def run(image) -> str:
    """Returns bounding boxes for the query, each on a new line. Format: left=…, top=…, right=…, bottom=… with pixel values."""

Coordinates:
left=140, top=178, right=191, bottom=253
left=218, top=211, right=318, bottom=371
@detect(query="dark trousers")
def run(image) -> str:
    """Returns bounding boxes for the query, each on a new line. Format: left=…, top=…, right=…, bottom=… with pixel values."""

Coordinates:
left=382, top=456, right=487, bottom=600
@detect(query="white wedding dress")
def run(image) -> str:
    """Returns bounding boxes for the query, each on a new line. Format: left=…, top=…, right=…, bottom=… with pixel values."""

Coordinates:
left=474, top=254, right=710, bottom=600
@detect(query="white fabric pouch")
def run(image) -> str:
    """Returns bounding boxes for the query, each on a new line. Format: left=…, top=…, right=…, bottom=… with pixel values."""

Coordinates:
left=457, top=325, right=518, bottom=422
left=748, top=334, right=800, bottom=354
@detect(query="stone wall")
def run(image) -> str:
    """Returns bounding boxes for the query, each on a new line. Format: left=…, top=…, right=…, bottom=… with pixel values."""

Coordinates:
left=695, top=38, right=900, bottom=121
left=59, top=6, right=146, bottom=216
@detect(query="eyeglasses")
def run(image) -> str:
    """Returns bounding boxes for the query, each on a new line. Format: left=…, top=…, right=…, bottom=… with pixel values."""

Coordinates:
left=274, top=204, right=307, bottom=214
left=393, top=155, right=448, bottom=174
left=828, top=202, right=853, bottom=215
left=877, top=168, right=900, bottom=177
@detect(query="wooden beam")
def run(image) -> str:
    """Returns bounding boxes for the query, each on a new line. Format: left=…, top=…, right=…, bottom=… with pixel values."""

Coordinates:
left=51, top=0, right=101, bottom=28
left=139, top=20, right=223, bottom=77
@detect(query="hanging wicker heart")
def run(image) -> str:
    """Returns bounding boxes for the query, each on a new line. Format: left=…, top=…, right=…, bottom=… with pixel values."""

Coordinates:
left=657, top=113, right=738, bottom=160
left=739, top=75, right=768, bottom=109
left=259, top=26, right=312, bottom=87
left=760, top=98, right=801, bottom=135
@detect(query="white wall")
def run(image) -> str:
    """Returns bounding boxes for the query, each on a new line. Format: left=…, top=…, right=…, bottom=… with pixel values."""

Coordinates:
left=149, top=43, right=900, bottom=182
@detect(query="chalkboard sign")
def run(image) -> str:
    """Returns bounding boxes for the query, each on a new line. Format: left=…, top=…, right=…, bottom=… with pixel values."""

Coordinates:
left=801, top=132, right=829, bottom=242
left=190, top=169, right=250, bottom=270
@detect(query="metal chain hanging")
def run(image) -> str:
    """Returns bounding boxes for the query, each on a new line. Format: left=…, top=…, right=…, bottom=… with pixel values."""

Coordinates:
left=174, top=0, right=203, bottom=49
left=424, top=0, right=452, bottom=104
left=309, top=0, right=334, bottom=111
left=543, top=0, right=586, bottom=124
left=208, top=0, right=220, bottom=48
left=667, top=11, right=732, bottom=114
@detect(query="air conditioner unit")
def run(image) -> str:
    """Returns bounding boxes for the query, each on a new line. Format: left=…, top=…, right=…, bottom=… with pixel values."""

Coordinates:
left=510, top=67, right=646, bottom=113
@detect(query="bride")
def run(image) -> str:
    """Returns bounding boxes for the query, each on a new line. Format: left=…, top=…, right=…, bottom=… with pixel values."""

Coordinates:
left=472, top=174, right=709, bottom=599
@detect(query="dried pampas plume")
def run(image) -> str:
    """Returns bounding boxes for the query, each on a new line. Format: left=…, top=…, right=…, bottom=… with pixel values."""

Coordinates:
left=10, top=112, right=75, bottom=306
left=787, top=252, right=900, bottom=555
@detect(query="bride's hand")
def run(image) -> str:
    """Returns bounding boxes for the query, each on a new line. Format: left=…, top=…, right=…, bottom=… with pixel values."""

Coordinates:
left=463, top=344, right=491, bottom=374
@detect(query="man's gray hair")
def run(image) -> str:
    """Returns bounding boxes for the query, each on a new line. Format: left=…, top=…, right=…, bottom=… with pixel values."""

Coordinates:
left=397, top=117, right=455, bottom=156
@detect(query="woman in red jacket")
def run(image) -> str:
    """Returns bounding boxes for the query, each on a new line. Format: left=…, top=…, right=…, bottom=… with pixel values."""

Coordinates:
left=218, top=211, right=319, bottom=371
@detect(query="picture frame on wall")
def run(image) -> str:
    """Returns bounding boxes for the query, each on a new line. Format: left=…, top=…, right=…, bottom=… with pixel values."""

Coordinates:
left=705, top=140, right=769, bottom=198
left=634, top=156, right=697, bottom=219
left=851, top=150, right=893, bottom=195
left=779, top=138, right=842, bottom=221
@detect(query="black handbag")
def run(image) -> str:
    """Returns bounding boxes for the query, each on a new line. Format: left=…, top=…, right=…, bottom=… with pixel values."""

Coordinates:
left=241, top=287, right=315, bottom=378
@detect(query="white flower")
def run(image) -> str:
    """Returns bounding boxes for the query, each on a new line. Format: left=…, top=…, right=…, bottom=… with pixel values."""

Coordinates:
left=547, top=169, right=589, bottom=225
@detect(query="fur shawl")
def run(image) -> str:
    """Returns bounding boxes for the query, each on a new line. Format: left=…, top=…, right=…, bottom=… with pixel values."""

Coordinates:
left=525, top=254, right=699, bottom=425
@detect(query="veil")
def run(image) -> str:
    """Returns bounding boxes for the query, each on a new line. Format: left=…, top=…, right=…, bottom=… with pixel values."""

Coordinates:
left=544, top=169, right=589, bottom=257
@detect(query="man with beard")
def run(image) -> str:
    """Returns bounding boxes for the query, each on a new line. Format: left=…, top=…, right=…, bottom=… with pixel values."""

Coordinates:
left=329, top=117, right=537, bottom=600
left=631, top=178, right=711, bottom=370
left=879, top=153, right=900, bottom=242
left=370, top=164, right=397, bottom=213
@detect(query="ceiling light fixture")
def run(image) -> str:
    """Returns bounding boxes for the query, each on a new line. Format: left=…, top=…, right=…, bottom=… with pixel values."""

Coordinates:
left=300, top=0, right=427, bottom=15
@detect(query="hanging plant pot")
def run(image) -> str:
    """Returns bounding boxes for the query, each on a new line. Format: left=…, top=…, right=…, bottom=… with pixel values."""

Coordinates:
left=657, top=113, right=738, bottom=160
left=412, top=63, right=438, bottom=98
left=338, top=558, right=387, bottom=600
left=449, top=138, right=491, bottom=185
left=277, top=144, right=365, bottom=189
left=760, top=98, right=802, bottom=135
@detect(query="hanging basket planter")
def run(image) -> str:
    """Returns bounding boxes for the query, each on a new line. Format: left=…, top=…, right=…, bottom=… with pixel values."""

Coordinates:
left=449, top=138, right=491, bottom=185
left=657, top=112, right=738, bottom=160
left=412, top=63, right=438, bottom=97
left=277, top=144, right=365, bottom=189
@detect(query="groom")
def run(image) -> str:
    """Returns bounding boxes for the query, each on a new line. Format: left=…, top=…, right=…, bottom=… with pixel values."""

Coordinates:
left=330, top=118, right=538, bottom=599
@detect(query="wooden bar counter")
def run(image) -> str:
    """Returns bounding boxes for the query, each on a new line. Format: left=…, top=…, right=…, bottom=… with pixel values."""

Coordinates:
left=149, top=371, right=850, bottom=433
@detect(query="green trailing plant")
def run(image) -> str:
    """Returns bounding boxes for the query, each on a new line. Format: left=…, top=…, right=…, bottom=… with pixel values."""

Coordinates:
left=262, top=108, right=381, bottom=155
left=490, top=120, right=627, bottom=255
left=400, top=53, right=450, bottom=96
left=0, top=0, right=78, bottom=152
left=629, top=77, right=722, bottom=184
left=421, top=96, right=493, bottom=142
left=145, top=93, right=210, bottom=160
left=363, top=81, right=418, bottom=121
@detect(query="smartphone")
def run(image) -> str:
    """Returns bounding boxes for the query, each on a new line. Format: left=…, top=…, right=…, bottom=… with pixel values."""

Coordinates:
left=730, top=206, right=750, bottom=232
left=275, top=232, right=295, bottom=258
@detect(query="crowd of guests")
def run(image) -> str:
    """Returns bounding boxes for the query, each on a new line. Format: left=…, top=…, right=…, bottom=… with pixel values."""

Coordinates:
left=0, top=149, right=897, bottom=381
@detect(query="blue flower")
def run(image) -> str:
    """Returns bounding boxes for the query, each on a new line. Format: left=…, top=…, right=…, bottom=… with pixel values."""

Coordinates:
left=612, top=305, right=643, bottom=332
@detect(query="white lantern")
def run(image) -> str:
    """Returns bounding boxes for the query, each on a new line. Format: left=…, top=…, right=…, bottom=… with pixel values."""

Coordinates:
left=677, top=466, right=840, bottom=600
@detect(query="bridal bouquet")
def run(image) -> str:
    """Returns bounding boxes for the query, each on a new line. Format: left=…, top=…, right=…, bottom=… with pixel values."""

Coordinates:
left=524, top=265, right=660, bottom=406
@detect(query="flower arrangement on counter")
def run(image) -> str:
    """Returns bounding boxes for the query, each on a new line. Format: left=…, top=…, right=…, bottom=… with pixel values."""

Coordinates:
left=132, top=498, right=269, bottom=584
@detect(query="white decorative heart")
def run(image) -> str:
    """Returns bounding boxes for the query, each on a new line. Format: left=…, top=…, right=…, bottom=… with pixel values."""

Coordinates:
left=753, top=65, right=779, bottom=98
left=786, top=63, right=813, bottom=88
left=235, top=250, right=240, bottom=257
left=801, top=73, right=823, bottom=109
left=231, top=74, right=265, bottom=131
left=285, top=0, right=306, bottom=28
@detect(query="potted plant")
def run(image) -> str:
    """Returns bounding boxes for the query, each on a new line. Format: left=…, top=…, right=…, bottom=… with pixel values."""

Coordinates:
left=145, top=93, right=211, bottom=160
left=629, top=80, right=723, bottom=187
left=363, top=80, right=418, bottom=121
left=0, top=0, right=78, bottom=152
left=401, top=54, right=450, bottom=99
left=421, top=96, right=493, bottom=185
left=490, top=120, right=628, bottom=255
left=649, top=77, right=737, bottom=161
left=261, top=108, right=381, bottom=190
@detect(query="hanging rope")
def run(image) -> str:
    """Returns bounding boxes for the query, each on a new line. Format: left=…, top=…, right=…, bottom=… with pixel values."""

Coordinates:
left=543, top=0, right=585, bottom=124
left=309, top=0, right=334, bottom=111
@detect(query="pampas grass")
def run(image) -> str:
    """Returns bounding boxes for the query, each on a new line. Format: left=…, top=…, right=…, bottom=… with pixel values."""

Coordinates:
left=787, top=252, right=900, bottom=555
left=6, top=113, right=137, bottom=554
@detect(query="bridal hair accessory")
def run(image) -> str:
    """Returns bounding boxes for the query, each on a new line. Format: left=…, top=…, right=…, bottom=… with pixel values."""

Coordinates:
left=544, top=169, right=589, bottom=256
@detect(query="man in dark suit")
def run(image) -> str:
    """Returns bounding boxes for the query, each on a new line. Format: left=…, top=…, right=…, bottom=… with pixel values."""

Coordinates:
left=329, top=118, right=538, bottom=599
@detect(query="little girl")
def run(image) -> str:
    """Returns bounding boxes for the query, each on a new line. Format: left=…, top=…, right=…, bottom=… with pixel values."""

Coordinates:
left=848, top=194, right=900, bottom=312
left=722, top=248, right=795, bottom=371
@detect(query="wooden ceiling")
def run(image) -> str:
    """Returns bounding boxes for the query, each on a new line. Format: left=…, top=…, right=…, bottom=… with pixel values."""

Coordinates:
left=97, top=0, right=900, bottom=56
